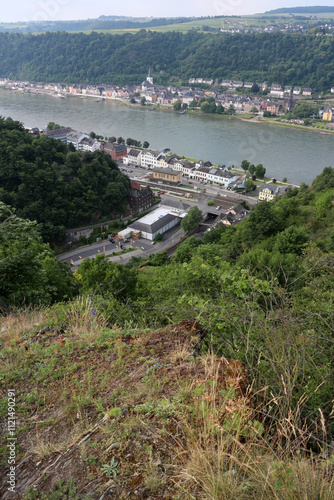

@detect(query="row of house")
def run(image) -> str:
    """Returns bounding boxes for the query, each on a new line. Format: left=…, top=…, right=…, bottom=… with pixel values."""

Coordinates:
left=44, top=128, right=131, bottom=160
left=45, top=128, right=101, bottom=152
left=43, top=128, right=243, bottom=189
left=188, top=79, right=312, bottom=96
left=125, top=148, right=244, bottom=188
left=0, top=76, right=311, bottom=116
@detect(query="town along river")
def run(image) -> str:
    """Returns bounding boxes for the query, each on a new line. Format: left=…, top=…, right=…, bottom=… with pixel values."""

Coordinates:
left=1, top=89, right=334, bottom=185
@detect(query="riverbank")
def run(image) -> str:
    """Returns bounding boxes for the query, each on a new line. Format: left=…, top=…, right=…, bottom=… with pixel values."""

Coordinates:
left=5, top=87, right=334, bottom=137
left=119, top=98, right=334, bottom=136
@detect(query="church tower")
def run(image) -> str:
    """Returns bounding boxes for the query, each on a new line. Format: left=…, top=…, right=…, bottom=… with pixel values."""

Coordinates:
left=147, top=67, right=153, bottom=85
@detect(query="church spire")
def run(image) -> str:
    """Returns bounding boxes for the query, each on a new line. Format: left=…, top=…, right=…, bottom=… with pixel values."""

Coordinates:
left=147, top=67, right=153, bottom=85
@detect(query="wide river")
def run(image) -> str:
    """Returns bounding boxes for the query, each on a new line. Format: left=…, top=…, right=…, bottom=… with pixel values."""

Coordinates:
left=1, top=90, right=334, bottom=185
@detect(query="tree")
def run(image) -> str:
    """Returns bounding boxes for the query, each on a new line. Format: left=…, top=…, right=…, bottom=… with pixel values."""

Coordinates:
left=143, top=141, right=149, bottom=148
left=244, top=179, right=256, bottom=191
left=249, top=164, right=256, bottom=175
left=251, top=106, right=258, bottom=114
left=47, top=122, right=64, bottom=130
left=109, top=136, right=116, bottom=143
left=77, top=254, right=137, bottom=299
left=140, top=96, right=146, bottom=106
left=89, top=131, right=96, bottom=138
left=149, top=251, right=168, bottom=266
left=255, top=164, right=266, bottom=179
left=0, top=202, right=75, bottom=310
left=180, top=206, right=203, bottom=233
left=117, top=137, right=125, bottom=144
left=244, top=200, right=279, bottom=244
left=274, top=226, right=309, bottom=255
left=251, top=83, right=260, bottom=93
left=189, top=99, right=198, bottom=108
left=241, top=160, right=250, bottom=172
left=173, top=100, right=182, bottom=111
left=130, top=97, right=136, bottom=104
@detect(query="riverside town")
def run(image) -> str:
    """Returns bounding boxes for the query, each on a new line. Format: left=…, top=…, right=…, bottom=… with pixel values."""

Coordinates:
left=2, top=72, right=334, bottom=128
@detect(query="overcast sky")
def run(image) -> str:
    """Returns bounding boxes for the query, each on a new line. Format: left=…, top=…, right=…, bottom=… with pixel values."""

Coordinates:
left=1, top=1, right=334, bottom=23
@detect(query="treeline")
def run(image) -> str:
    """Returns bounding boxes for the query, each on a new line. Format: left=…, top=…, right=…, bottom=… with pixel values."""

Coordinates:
left=0, top=117, right=130, bottom=244
left=1, top=31, right=334, bottom=90
left=265, top=7, right=334, bottom=14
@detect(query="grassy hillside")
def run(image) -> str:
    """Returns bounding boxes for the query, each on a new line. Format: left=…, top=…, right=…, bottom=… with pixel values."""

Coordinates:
left=1, top=306, right=333, bottom=499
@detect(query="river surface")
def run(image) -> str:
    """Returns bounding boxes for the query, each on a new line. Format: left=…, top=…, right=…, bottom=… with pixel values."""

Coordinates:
left=1, top=90, right=333, bottom=185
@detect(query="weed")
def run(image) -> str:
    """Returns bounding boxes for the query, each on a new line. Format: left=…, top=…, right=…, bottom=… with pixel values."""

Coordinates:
left=23, top=478, right=92, bottom=499
left=101, top=457, right=118, bottom=478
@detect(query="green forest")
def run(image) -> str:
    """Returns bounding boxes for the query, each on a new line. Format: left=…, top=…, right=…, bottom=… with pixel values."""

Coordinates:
left=1, top=31, right=334, bottom=90
left=0, top=117, right=130, bottom=244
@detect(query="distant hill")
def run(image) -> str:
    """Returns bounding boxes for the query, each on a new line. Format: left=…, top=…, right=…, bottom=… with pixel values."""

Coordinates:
left=265, top=6, right=334, bottom=14
left=0, top=15, right=210, bottom=34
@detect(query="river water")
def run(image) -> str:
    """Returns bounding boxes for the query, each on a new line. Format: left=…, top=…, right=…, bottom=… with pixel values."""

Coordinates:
left=1, top=90, right=333, bottom=185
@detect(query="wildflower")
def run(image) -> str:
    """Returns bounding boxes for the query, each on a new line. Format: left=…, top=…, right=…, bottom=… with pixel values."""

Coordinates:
left=89, top=306, right=96, bottom=318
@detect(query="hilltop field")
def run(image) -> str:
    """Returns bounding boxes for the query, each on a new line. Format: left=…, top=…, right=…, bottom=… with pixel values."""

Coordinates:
left=1, top=8, right=334, bottom=35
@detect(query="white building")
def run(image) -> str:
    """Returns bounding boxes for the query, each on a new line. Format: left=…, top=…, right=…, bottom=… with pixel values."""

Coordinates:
left=127, top=208, right=180, bottom=240
left=79, top=137, right=101, bottom=152
left=139, top=149, right=165, bottom=169
left=126, top=200, right=189, bottom=240
left=124, top=148, right=141, bottom=165
left=206, top=168, right=238, bottom=187
left=66, top=130, right=89, bottom=149
left=270, top=90, right=284, bottom=98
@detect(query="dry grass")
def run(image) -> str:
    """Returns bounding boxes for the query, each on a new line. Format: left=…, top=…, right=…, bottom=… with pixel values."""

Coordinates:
left=0, top=306, right=47, bottom=347
left=169, top=346, right=192, bottom=364
left=177, top=353, right=334, bottom=499
left=66, top=296, right=107, bottom=342
left=181, top=437, right=334, bottom=500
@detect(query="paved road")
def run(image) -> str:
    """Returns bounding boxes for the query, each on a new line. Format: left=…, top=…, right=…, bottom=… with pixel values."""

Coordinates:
left=58, top=177, right=256, bottom=267
left=58, top=218, right=186, bottom=267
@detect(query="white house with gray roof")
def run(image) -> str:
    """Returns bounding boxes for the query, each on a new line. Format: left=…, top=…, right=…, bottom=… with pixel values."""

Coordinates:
left=139, top=149, right=165, bottom=169
left=79, top=137, right=101, bottom=152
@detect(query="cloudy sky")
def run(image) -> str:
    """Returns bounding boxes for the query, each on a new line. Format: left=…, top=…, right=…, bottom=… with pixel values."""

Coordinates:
left=1, top=1, right=334, bottom=23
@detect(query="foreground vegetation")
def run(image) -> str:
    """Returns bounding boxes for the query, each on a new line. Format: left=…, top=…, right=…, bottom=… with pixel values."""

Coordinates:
left=1, top=165, right=334, bottom=497
left=0, top=305, right=333, bottom=498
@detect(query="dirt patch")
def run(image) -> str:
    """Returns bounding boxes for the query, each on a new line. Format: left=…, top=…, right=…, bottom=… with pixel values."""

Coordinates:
left=0, top=321, right=249, bottom=499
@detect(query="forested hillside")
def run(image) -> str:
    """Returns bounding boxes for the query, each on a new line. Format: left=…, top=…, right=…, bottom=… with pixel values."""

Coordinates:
left=0, top=117, right=130, bottom=244
left=1, top=31, right=334, bottom=90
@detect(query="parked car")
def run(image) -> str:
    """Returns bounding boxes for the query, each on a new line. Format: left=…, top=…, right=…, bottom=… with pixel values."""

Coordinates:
left=120, top=245, right=125, bottom=250
left=109, top=238, right=115, bottom=243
